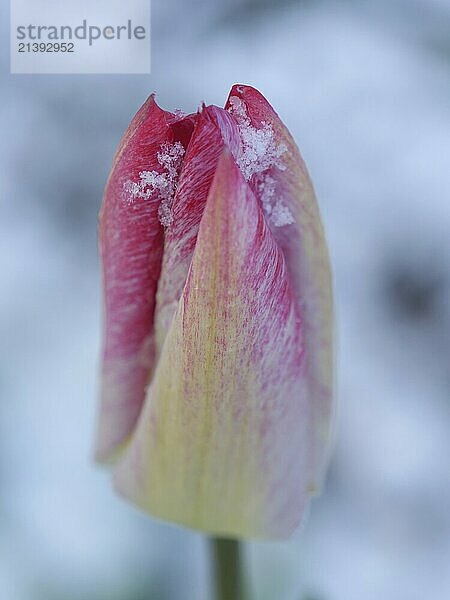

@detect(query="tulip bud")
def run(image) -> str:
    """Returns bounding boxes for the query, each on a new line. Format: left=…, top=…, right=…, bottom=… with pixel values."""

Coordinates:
left=96, top=85, right=333, bottom=539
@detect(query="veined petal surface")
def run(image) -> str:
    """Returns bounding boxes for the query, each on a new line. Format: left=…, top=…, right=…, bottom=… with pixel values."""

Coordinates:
left=154, top=106, right=241, bottom=353
left=115, top=153, right=316, bottom=539
left=225, top=84, right=334, bottom=481
left=96, top=95, right=195, bottom=461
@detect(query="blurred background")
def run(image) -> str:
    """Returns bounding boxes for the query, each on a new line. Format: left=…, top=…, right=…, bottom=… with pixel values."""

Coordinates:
left=1, top=0, right=450, bottom=598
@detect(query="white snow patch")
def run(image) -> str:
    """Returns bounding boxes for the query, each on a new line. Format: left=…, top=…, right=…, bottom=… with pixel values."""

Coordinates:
left=256, top=173, right=276, bottom=216
left=271, top=200, right=295, bottom=227
left=122, top=141, right=185, bottom=227
left=228, top=96, right=293, bottom=227
left=228, top=95, right=287, bottom=180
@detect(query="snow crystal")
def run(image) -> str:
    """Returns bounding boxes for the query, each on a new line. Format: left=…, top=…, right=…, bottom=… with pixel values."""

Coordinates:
left=122, top=141, right=185, bottom=227
left=156, top=141, right=185, bottom=174
left=271, top=200, right=295, bottom=227
left=255, top=172, right=295, bottom=227
left=228, top=95, right=248, bottom=122
left=255, top=173, right=275, bottom=215
left=228, top=96, right=293, bottom=228
left=123, top=179, right=144, bottom=201
left=228, top=95, right=287, bottom=181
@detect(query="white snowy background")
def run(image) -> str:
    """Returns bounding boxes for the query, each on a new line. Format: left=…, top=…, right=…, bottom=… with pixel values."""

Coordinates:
left=1, top=0, right=449, bottom=599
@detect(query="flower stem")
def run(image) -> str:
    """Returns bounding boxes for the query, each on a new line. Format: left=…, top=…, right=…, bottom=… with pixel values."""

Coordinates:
left=210, top=537, right=245, bottom=600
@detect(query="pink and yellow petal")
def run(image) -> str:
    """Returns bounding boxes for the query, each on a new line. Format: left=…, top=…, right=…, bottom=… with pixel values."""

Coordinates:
left=154, top=105, right=241, bottom=353
left=226, top=84, right=334, bottom=483
left=114, top=153, right=316, bottom=539
left=96, top=95, right=195, bottom=461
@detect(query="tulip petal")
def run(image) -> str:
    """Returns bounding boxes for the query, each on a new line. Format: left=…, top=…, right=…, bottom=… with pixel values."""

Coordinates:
left=114, top=152, right=317, bottom=539
left=226, top=84, right=334, bottom=482
left=154, top=105, right=241, bottom=353
left=96, top=95, right=195, bottom=461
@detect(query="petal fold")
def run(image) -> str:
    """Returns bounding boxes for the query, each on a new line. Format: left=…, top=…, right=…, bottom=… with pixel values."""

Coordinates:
left=96, top=95, right=195, bottom=461
left=154, top=105, right=241, bottom=353
left=226, top=84, right=334, bottom=482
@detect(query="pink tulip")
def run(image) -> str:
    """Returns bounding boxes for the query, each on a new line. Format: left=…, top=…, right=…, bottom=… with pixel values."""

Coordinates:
left=95, top=84, right=333, bottom=539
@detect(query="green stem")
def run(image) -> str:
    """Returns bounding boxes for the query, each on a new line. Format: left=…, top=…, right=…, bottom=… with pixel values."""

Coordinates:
left=210, top=537, right=245, bottom=600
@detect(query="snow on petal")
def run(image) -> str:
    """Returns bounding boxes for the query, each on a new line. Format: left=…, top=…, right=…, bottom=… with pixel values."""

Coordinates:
left=153, top=105, right=241, bottom=354
left=226, top=84, right=334, bottom=483
left=96, top=95, right=195, bottom=461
